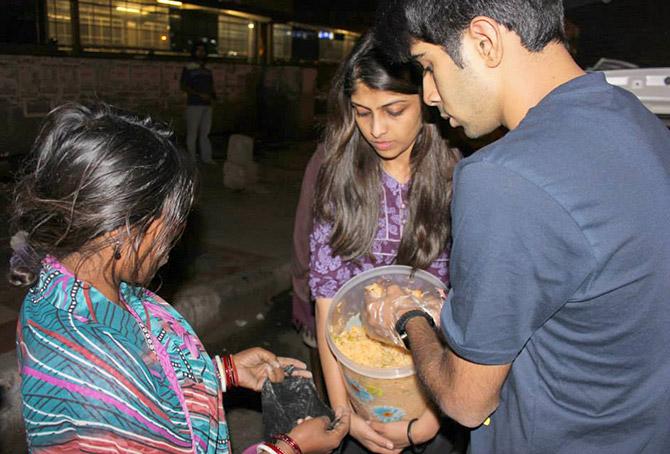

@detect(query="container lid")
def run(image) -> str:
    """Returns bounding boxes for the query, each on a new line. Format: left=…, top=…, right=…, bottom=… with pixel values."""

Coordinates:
left=326, top=265, right=446, bottom=379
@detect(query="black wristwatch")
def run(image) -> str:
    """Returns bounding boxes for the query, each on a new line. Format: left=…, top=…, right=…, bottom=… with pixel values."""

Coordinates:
left=395, top=310, right=436, bottom=350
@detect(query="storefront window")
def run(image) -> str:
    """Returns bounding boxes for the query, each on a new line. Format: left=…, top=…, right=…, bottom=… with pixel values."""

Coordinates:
left=46, top=0, right=73, bottom=46
left=78, top=0, right=170, bottom=50
left=218, top=14, right=256, bottom=59
left=45, top=1, right=356, bottom=62
left=272, top=23, right=292, bottom=62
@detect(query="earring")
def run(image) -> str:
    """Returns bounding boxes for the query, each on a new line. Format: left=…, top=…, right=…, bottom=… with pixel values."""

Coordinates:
left=113, top=240, right=122, bottom=260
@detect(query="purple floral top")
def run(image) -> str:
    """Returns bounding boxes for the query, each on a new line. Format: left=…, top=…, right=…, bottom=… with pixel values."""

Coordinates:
left=309, top=171, right=450, bottom=298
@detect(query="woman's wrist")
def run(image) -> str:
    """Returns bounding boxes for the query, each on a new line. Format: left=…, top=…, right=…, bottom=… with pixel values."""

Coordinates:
left=406, top=416, right=437, bottom=451
left=257, top=442, right=285, bottom=454
left=214, top=354, right=239, bottom=391
left=349, top=412, right=370, bottom=437
left=274, top=439, right=300, bottom=454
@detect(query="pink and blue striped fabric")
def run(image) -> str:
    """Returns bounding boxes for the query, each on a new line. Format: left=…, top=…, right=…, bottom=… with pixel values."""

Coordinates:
left=17, top=256, right=230, bottom=453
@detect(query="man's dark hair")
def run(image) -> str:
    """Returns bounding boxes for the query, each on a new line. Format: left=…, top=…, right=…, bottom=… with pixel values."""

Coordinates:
left=375, top=0, right=566, bottom=67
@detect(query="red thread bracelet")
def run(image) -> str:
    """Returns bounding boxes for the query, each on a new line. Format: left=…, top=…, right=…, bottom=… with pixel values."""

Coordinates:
left=271, top=433, right=303, bottom=454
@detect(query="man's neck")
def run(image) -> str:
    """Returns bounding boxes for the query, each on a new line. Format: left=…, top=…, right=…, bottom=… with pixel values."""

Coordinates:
left=502, top=42, right=585, bottom=130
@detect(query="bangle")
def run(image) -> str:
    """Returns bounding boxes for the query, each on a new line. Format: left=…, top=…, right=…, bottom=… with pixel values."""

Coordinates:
left=271, top=433, right=303, bottom=454
left=229, top=354, right=240, bottom=387
left=225, top=355, right=234, bottom=389
left=407, top=418, right=427, bottom=453
left=214, top=355, right=226, bottom=393
left=222, top=354, right=238, bottom=388
left=407, top=418, right=418, bottom=446
left=257, top=442, right=285, bottom=454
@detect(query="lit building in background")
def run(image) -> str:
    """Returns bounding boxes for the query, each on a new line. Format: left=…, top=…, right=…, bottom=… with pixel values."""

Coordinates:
left=44, top=0, right=359, bottom=64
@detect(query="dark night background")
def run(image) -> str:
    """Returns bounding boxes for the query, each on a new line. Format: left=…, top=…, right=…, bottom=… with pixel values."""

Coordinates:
left=196, top=0, right=670, bottom=68
left=294, top=0, right=670, bottom=68
left=2, top=0, right=669, bottom=67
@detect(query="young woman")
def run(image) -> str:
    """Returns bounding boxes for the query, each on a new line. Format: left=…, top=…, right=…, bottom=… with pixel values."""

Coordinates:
left=10, top=103, right=348, bottom=454
left=310, top=34, right=461, bottom=453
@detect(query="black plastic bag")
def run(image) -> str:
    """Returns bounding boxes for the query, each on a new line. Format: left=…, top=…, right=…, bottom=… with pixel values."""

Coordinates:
left=261, top=376, right=335, bottom=440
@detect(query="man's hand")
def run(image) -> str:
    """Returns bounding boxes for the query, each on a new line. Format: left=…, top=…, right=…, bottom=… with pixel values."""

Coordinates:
left=361, top=282, right=444, bottom=347
left=232, top=348, right=310, bottom=391
left=283, top=407, right=351, bottom=454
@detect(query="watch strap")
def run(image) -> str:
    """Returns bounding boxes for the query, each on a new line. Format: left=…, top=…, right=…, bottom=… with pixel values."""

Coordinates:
left=395, top=309, right=435, bottom=349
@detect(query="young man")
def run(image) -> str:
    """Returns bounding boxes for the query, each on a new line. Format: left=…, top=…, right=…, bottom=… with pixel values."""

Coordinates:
left=181, top=42, right=216, bottom=164
left=367, top=1, right=670, bottom=452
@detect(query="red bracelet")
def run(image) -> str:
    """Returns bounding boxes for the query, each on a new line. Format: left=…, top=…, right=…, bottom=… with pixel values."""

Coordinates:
left=223, top=355, right=232, bottom=387
left=228, top=354, right=240, bottom=387
left=222, top=355, right=231, bottom=389
left=257, top=442, right=285, bottom=454
left=222, top=355, right=237, bottom=388
left=271, top=433, right=303, bottom=454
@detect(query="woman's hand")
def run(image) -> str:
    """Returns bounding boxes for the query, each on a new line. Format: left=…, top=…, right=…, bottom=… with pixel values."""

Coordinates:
left=369, top=410, right=440, bottom=450
left=232, top=348, right=310, bottom=391
left=282, top=407, right=351, bottom=454
left=349, top=413, right=401, bottom=454
left=368, top=420, right=411, bottom=450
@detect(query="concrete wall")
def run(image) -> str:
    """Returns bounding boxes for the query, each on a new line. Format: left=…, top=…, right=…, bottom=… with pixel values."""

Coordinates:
left=0, top=55, right=318, bottom=159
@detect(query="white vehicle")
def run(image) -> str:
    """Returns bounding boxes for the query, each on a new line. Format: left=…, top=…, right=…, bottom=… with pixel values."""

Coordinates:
left=595, top=61, right=670, bottom=126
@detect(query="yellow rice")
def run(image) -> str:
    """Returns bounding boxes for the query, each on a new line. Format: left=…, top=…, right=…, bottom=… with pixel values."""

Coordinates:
left=333, top=325, right=412, bottom=368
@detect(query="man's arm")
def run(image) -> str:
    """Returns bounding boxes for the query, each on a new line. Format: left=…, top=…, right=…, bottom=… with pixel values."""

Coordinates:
left=405, top=317, right=510, bottom=428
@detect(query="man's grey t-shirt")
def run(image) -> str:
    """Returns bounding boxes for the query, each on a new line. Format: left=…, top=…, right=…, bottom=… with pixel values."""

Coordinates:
left=441, top=73, right=670, bottom=453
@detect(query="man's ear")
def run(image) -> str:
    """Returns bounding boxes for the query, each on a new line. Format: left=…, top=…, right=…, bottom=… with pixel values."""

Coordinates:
left=466, top=16, right=504, bottom=68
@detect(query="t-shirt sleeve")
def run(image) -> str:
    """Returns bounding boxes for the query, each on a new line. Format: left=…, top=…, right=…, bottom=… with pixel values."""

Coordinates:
left=309, top=221, right=353, bottom=298
left=441, top=161, right=596, bottom=365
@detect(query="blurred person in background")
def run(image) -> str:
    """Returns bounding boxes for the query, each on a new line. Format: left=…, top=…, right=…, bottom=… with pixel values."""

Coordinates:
left=181, top=42, right=216, bottom=164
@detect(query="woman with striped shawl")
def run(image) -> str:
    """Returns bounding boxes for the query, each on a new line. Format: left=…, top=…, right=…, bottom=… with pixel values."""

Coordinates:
left=9, top=103, right=349, bottom=454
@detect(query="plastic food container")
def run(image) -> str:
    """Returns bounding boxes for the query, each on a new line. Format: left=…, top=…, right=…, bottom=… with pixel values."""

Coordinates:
left=326, top=265, right=446, bottom=423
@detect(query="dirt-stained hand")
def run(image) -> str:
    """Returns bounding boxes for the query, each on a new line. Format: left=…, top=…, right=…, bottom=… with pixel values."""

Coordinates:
left=232, top=348, right=310, bottom=391
left=283, top=407, right=351, bottom=454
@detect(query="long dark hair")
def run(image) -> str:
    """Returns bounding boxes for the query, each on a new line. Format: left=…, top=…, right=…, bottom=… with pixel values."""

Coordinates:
left=315, top=32, right=460, bottom=269
left=8, top=102, right=197, bottom=288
